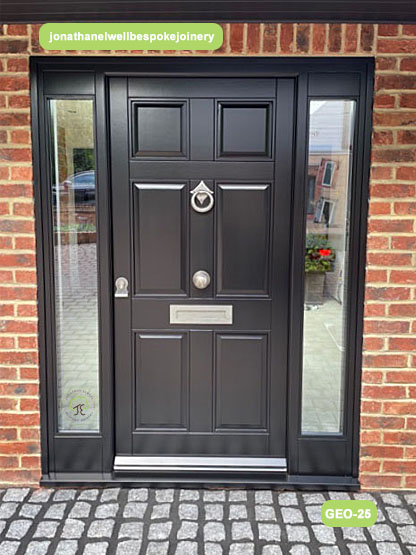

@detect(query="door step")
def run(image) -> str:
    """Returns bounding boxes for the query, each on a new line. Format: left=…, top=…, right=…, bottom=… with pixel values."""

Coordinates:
left=114, top=456, right=287, bottom=475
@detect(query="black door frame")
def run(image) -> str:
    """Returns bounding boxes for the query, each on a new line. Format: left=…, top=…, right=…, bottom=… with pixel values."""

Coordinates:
left=31, top=56, right=374, bottom=488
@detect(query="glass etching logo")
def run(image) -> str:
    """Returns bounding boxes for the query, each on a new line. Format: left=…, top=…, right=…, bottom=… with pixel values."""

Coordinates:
left=64, top=389, right=96, bottom=423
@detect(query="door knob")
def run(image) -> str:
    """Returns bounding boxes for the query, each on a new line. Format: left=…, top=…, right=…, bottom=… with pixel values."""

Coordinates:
left=192, top=270, right=211, bottom=290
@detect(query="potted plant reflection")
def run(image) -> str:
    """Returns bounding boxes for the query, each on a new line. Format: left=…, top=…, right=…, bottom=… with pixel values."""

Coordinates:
left=304, top=234, right=336, bottom=305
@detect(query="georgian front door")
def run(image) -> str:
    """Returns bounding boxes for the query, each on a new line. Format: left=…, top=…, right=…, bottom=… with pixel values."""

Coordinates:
left=109, top=76, right=294, bottom=475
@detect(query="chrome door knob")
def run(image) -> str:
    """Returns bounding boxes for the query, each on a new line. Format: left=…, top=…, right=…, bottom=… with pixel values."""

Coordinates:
left=192, top=270, right=211, bottom=290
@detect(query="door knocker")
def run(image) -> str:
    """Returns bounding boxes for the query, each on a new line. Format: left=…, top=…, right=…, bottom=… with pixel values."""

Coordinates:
left=190, top=181, right=214, bottom=213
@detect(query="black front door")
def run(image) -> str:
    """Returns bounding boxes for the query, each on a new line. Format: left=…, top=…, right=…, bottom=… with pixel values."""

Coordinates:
left=109, top=76, right=294, bottom=473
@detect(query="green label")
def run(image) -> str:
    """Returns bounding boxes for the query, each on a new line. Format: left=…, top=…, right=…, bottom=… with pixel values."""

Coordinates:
left=39, top=23, right=223, bottom=51
left=321, top=500, right=377, bottom=527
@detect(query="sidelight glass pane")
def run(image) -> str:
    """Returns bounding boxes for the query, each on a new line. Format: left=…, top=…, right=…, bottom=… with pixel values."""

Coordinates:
left=301, top=99, right=356, bottom=434
left=49, top=99, right=99, bottom=431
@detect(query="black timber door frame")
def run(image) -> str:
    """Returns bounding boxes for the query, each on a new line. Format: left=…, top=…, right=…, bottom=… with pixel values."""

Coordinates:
left=31, top=57, right=374, bottom=487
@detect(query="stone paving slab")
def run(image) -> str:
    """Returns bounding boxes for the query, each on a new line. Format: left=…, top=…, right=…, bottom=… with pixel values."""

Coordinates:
left=0, top=488, right=416, bottom=554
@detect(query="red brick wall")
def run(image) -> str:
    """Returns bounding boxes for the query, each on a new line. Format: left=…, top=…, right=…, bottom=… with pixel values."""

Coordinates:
left=0, top=23, right=415, bottom=488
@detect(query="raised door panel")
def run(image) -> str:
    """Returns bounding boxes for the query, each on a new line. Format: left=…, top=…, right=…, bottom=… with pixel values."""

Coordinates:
left=215, top=334, right=268, bottom=431
left=216, top=184, right=271, bottom=296
left=133, top=183, right=188, bottom=295
left=132, top=101, right=188, bottom=159
left=135, top=333, right=189, bottom=429
left=217, top=101, right=273, bottom=159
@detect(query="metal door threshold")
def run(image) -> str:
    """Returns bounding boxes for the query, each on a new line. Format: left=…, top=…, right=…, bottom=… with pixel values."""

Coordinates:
left=114, top=456, right=287, bottom=474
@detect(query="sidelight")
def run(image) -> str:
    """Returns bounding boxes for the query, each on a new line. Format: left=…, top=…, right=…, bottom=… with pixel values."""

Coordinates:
left=49, top=99, right=100, bottom=432
left=301, top=99, right=356, bottom=434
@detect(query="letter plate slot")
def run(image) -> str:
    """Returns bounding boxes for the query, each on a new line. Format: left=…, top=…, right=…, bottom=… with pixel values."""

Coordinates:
left=170, top=305, right=233, bottom=325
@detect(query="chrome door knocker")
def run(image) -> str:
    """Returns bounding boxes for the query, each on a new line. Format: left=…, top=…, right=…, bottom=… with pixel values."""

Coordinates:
left=190, top=181, right=214, bottom=213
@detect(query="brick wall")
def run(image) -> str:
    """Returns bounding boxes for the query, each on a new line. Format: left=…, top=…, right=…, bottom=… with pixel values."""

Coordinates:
left=0, top=22, right=415, bottom=488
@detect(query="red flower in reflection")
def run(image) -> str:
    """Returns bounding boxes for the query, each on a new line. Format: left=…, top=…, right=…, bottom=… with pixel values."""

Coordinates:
left=319, top=249, right=332, bottom=257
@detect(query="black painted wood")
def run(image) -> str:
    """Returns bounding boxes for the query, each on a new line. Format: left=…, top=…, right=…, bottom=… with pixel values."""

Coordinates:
left=130, top=161, right=275, bottom=181
left=190, top=101, right=214, bottom=161
left=95, top=70, right=115, bottom=473
left=43, top=71, right=95, bottom=95
left=217, top=102, right=273, bottom=160
left=3, top=0, right=416, bottom=22
left=270, top=78, right=294, bottom=458
left=308, top=72, right=361, bottom=97
left=216, top=184, right=271, bottom=295
left=132, top=101, right=188, bottom=159
left=109, top=78, right=132, bottom=455
left=215, top=334, right=268, bottom=430
left=128, top=78, right=276, bottom=98
left=133, top=184, right=188, bottom=294
left=135, top=333, right=189, bottom=429
left=190, top=178, right=214, bottom=299
left=189, top=332, right=213, bottom=431
left=111, top=76, right=292, bottom=458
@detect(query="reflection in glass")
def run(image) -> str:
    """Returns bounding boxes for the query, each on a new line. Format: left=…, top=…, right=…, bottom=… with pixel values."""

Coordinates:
left=49, top=99, right=99, bottom=431
left=301, top=100, right=355, bottom=434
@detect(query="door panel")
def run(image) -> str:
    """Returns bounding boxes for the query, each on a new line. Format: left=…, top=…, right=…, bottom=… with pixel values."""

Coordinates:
left=133, top=183, right=188, bottom=295
left=215, top=334, right=268, bottom=430
left=216, top=102, right=273, bottom=159
left=111, top=77, right=294, bottom=463
left=132, top=101, right=188, bottom=159
left=216, top=184, right=271, bottom=296
left=135, top=333, right=188, bottom=429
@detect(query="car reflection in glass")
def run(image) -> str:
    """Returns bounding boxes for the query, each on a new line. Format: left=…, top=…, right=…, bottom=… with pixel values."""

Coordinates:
left=53, top=170, right=95, bottom=204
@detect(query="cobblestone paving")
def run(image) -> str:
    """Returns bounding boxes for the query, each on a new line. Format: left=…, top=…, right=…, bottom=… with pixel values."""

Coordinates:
left=1, top=488, right=416, bottom=554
